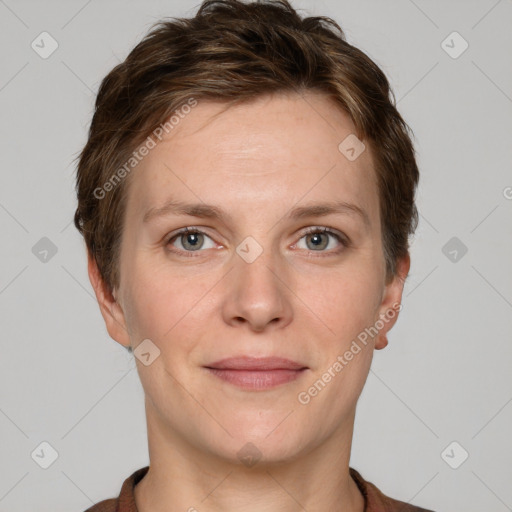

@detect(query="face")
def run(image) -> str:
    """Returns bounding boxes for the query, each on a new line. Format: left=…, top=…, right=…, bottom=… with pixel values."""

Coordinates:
left=90, top=91, right=409, bottom=464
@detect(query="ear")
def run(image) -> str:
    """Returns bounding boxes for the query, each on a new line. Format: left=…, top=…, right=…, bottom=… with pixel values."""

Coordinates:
left=374, top=253, right=411, bottom=350
left=87, top=251, right=131, bottom=349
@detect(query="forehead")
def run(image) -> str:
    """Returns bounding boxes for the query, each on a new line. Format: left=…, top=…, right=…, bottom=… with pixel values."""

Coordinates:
left=125, top=92, right=379, bottom=225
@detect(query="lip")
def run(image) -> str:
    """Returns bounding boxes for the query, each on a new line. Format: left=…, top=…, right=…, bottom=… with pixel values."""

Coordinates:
left=205, top=356, right=307, bottom=371
left=203, top=357, right=308, bottom=391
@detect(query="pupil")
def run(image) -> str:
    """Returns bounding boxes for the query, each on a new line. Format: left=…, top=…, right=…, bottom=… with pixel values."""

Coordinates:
left=308, top=232, right=327, bottom=250
left=181, top=232, right=203, bottom=250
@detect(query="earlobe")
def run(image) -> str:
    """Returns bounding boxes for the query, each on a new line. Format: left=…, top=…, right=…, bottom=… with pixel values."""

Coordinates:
left=87, top=252, right=131, bottom=348
left=376, top=334, right=388, bottom=350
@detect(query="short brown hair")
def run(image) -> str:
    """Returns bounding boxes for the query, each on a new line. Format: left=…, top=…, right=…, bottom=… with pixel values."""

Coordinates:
left=74, top=0, right=419, bottom=297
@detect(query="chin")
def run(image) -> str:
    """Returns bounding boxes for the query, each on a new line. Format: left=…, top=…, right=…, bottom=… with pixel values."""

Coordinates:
left=203, top=416, right=313, bottom=466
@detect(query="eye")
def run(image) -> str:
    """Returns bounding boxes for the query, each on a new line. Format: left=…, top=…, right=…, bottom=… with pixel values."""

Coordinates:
left=166, top=227, right=217, bottom=254
left=294, top=227, right=348, bottom=253
left=165, top=226, right=349, bottom=257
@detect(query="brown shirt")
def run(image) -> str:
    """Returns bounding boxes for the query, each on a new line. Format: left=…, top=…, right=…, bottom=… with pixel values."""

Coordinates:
left=84, top=466, right=434, bottom=512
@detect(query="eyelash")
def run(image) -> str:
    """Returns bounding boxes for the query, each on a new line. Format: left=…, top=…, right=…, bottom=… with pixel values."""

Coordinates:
left=165, top=226, right=350, bottom=258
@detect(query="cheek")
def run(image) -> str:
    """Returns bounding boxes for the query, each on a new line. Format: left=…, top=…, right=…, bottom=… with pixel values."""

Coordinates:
left=298, top=267, right=382, bottom=344
left=307, top=274, right=379, bottom=407
left=121, top=261, right=212, bottom=348
left=120, top=262, right=175, bottom=342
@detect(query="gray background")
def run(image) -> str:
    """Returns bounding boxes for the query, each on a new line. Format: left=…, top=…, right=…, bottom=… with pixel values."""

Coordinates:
left=0, top=0, right=511, bottom=511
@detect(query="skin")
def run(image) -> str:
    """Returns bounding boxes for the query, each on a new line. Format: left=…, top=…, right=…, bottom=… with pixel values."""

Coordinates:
left=88, top=91, right=410, bottom=512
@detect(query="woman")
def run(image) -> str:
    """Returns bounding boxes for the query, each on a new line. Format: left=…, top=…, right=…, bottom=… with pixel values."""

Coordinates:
left=75, top=1, right=433, bottom=510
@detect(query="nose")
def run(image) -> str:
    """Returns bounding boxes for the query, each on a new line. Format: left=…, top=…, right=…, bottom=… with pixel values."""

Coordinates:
left=221, top=246, right=293, bottom=332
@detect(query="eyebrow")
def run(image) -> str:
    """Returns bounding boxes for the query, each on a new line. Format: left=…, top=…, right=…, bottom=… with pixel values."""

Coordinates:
left=143, top=198, right=370, bottom=230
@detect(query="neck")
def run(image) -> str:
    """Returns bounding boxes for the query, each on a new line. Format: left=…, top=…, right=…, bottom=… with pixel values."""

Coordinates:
left=134, top=402, right=365, bottom=512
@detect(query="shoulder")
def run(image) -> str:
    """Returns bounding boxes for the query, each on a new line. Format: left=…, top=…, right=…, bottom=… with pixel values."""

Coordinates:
left=82, top=466, right=149, bottom=512
left=83, top=498, right=117, bottom=512
left=349, top=467, right=436, bottom=512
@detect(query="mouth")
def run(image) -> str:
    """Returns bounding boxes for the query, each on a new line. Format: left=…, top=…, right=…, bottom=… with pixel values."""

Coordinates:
left=203, top=356, right=309, bottom=391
